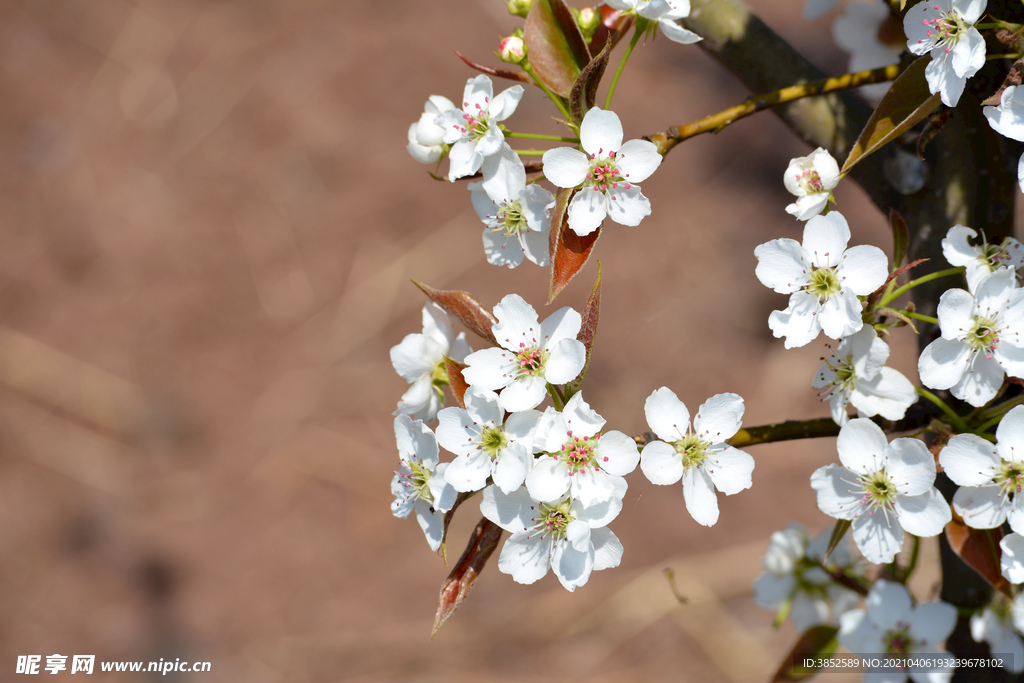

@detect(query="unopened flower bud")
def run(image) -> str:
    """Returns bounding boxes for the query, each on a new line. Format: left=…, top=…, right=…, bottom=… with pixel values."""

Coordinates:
left=499, top=36, right=528, bottom=64
left=576, top=7, right=601, bottom=35
left=507, top=0, right=532, bottom=18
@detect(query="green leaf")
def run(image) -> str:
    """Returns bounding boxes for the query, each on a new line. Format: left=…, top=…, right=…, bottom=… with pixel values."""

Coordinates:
left=888, top=207, right=909, bottom=270
left=841, top=56, right=941, bottom=174
left=524, top=0, right=591, bottom=98
left=564, top=262, right=602, bottom=399
left=771, top=625, right=840, bottom=682
left=569, top=37, right=613, bottom=123
left=412, top=281, right=498, bottom=345
left=824, top=519, right=851, bottom=562
left=547, top=188, right=601, bottom=303
left=432, top=518, right=503, bottom=638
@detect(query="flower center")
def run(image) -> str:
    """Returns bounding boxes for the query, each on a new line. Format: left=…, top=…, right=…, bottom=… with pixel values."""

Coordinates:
left=921, top=7, right=968, bottom=53
left=967, top=315, right=1000, bottom=358
left=398, top=458, right=435, bottom=504
left=494, top=199, right=528, bottom=237
left=558, top=431, right=601, bottom=474
left=457, top=98, right=492, bottom=141
left=673, top=433, right=709, bottom=470
left=805, top=266, right=842, bottom=302
left=980, top=239, right=1019, bottom=273
left=797, top=169, right=825, bottom=194
left=585, top=149, right=630, bottom=195
left=514, top=343, right=548, bottom=378
left=859, top=468, right=897, bottom=510
left=996, top=461, right=1024, bottom=498
left=475, top=424, right=509, bottom=460
left=531, top=498, right=574, bottom=540
left=883, top=621, right=922, bottom=658
left=829, top=352, right=857, bottom=391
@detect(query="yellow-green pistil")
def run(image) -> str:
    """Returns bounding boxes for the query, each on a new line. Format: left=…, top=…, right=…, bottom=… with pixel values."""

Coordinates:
left=493, top=199, right=528, bottom=238
left=397, top=457, right=435, bottom=504
left=532, top=498, right=574, bottom=540
left=996, top=460, right=1024, bottom=498
left=967, top=315, right=1000, bottom=359
left=860, top=468, right=897, bottom=509
left=475, top=424, right=509, bottom=460
left=674, top=433, right=709, bottom=471
left=805, top=266, right=842, bottom=303
left=558, top=432, right=602, bottom=475
left=514, top=342, right=549, bottom=378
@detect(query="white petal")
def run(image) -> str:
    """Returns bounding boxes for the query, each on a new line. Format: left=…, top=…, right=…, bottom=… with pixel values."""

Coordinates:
left=693, top=392, right=744, bottom=442
left=462, top=347, right=517, bottom=391
left=390, top=333, right=443, bottom=382
left=996, top=405, right=1024, bottom=459
left=493, top=447, right=531, bottom=493
left=950, top=26, right=985, bottom=80
left=925, top=49, right=967, bottom=107
left=641, top=440, right=684, bottom=485
left=616, top=139, right=662, bottom=183
left=852, top=510, right=904, bottom=564
left=893, top=487, right=951, bottom=537
left=499, top=375, right=549, bottom=412
left=790, top=593, right=831, bottom=632
left=580, top=107, right=623, bottom=155
left=435, top=406, right=478, bottom=457
left=480, top=143, right=524, bottom=202
left=567, top=187, right=608, bottom=236
left=505, top=409, right=543, bottom=449
left=488, top=84, right=525, bottom=122
left=540, top=306, right=583, bottom=348
left=786, top=194, right=829, bottom=221
left=574, top=490, right=625, bottom=528
left=754, top=238, right=810, bottom=293
left=561, top=392, right=605, bottom=437
left=885, top=437, right=936, bottom=497
left=994, top=342, right=1024, bottom=382
left=498, top=532, right=551, bottom=584
left=850, top=367, right=918, bottom=421
left=866, top=580, right=912, bottom=630
left=394, top=374, right=442, bottom=423
left=951, top=352, right=1003, bottom=407
left=908, top=602, right=957, bottom=647
left=591, top=527, right=624, bottom=571
left=415, top=500, right=446, bottom=551
left=818, top=288, right=863, bottom=340
left=481, top=227, right=526, bottom=269
left=918, top=338, right=970, bottom=390
left=810, top=464, right=861, bottom=520
left=644, top=386, right=690, bottom=442
left=565, top=519, right=591, bottom=551
left=657, top=17, right=702, bottom=43
left=768, top=291, right=823, bottom=349
left=753, top=572, right=796, bottom=610
left=936, top=287, right=975, bottom=339
left=492, top=293, right=541, bottom=349
left=941, top=225, right=981, bottom=268
left=604, top=185, right=652, bottom=227
left=940, top=433, right=1001, bottom=486
left=594, top=430, right=640, bottom=476
left=836, top=418, right=890, bottom=475
left=838, top=245, right=889, bottom=295
left=526, top=455, right=571, bottom=502
left=480, top=484, right=536, bottom=532
left=551, top=539, right=594, bottom=591
left=705, top=445, right=754, bottom=495
left=542, top=147, right=590, bottom=188
left=1000, top=533, right=1024, bottom=583
left=520, top=227, right=550, bottom=267
left=682, top=467, right=720, bottom=526
left=952, top=485, right=1008, bottom=529
left=803, top=212, right=851, bottom=269
left=986, top=86, right=1024, bottom=142
left=447, top=138, right=482, bottom=181
left=443, top=451, right=492, bottom=493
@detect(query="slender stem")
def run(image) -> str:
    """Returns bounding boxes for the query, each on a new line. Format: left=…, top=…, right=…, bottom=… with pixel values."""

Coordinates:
left=978, top=394, right=1024, bottom=429
left=512, top=149, right=547, bottom=156
left=646, top=63, right=903, bottom=156
left=879, top=266, right=965, bottom=307
left=605, top=25, right=645, bottom=110
left=986, top=53, right=1022, bottom=61
left=916, top=386, right=970, bottom=433
left=901, top=310, right=939, bottom=324
left=505, top=131, right=579, bottom=143
left=546, top=384, right=565, bottom=411
left=728, top=418, right=840, bottom=447
left=521, top=63, right=574, bottom=124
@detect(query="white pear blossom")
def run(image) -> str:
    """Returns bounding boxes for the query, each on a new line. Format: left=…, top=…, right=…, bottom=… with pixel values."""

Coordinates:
left=604, top=0, right=702, bottom=44
left=542, top=107, right=662, bottom=236
left=390, top=303, right=472, bottom=423
left=753, top=524, right=861, bottom=631
left=407, top=95, right=456, bottom=164
left=918, top=268, right=1024, bottom=407
left=480, top=484, right=624, bottom=591
left=904, top=0, right=987, bottom=108
left=983, top=85, right=1024, bottom=192
left=939, top=405, right=1024, bottom=532
left=468, top=143, right=553, bottom=269
left=783, top=148, right=841, bottom=220
left=943, top=225, right=1024, bottom=293
left=437, top=386, right=541, bottom=494
left=971, top=597, right=1024, bottom=672
left=813, top=326, right=918, bottom=426
left=832, top=2, right=905, bottom=102
left=640, top=389, right=754, bottom=527
left=437, top=75, right=524, bottom=181
left=1002, top=533, right=1024, bottom=583
left=810, top=419, right=951, bottom=564
left=754, top=211, right=889, bottom=348
left=527, top=392, right=639, bottom=506
left=391, top=415, right=458, bottom=552
left=462, top=294, right=586, bottom=412
left=839, top=580, right=956, bottom=681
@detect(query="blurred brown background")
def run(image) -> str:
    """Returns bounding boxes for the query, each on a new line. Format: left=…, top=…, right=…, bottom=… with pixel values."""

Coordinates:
left=0, top=1, right=953, bottom=681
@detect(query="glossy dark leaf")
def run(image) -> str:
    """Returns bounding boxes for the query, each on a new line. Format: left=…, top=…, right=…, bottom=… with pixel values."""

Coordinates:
left=524, top=0, right=591, bottom=98
left=453, top=50, right=535, bottom=85
left=413, top=281, right=498, bottom=345
left=569, top=37, right=613, bottom=123
left=547, top=188, right=601, bottom=304
left=771, top=625, right=840, bottom=682
left=946, top=512, right=1012, bottom=598
left=889, top=208, right=910, bottom=270
left=841, top=56, right=941, bottom=174
left=444, top=356, right=469, bottom=409
left=432, top=518, right=503, bottom=638
left=565, top=262, right=602, bottom=399
left=824, top=519, right=851, bottom=562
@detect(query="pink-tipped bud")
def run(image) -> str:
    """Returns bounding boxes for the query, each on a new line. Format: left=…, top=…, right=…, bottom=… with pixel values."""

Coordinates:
left=577, top=6, right=601, bottom=33
left=499, top=36, right=528, bottom=64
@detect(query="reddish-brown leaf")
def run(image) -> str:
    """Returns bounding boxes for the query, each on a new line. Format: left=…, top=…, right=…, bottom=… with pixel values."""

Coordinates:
left=587, top=6, right=633, bottom=56
left=565, top=262, right=602, bottom=398
left=867, top=258, right=928, bottom=308
left=432, top=518, right=503, bottom=638
left=889, top=207, right=910, bottom=269
left=945, top=511, right=1012, bottom=598
left=453, top=50, right=535, bottom=85
left=413, top=281, right=498, bottom=345
left=444, top=357, right=469, bottom=409
left=842, top=56, right=941, bottom=174
left=524, top=0, right=591, bottom=99
left=547, top=188, right=601, bottom=303
left=569, top=38, right=613, bottom=123
left=772, top=625, right=840, bottom=682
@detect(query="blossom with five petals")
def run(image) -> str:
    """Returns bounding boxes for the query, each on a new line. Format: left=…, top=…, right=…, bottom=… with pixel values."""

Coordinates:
left=480, top=484, right=624, bottom=591
left=639, top=388, right=754, bottom=526
left=542, top=107, right=662, bottom=236
left=918, top=268, right=1024, bottom=407
left=755, top=211, right=888, bottom=348
left=604, top=0, right=702, bottom=44
left=462, top=294, right=586, bottom=412
left=437, top=75, right=524, bottom=181
left=390, top=303, right=472, bottom=423
left=942, top=225, right=1024, bottom=293
left=810, top=419, right=951, bottom=564
left=391, top=415, right=457, bottom=552
left=783, top=148, right=840, bottom=220
left=469, top=143, right=553, bottom=269
left=904, top=0, right=987, bottom=107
